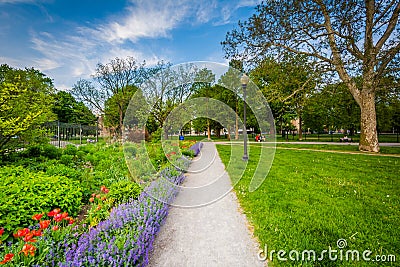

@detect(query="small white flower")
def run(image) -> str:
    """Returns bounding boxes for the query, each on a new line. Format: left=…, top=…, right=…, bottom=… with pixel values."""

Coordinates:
left=387, top=195, right=390, bottom=197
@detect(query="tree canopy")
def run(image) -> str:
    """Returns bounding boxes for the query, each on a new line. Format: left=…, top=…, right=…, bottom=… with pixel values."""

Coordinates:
left=52, top=91, right=96, bottom=125
left=223, top=0, right=400, bottom=152
left=0, top=64, right=55, bottom=152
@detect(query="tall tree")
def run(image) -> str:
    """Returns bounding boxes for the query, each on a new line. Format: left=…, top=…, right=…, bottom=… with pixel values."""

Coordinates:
left=0, top=64, right=54, bottom=152
left=218, top=67, right=242, bottom=139
left=103, top=85, right=137, bottom=131
left=251, top=55, right=318, bottom=140
left=72, top=57, right=147, bottom=136
left=190, top=68, right=216, bottom=140
left=303, top=82, right=361, bottom=134
left=53, top=91, right=96, bottom=124
left=223, top=0, right=400, bottom=152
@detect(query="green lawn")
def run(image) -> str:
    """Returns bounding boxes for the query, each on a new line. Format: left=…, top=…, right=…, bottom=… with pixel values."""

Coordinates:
left=217, top=144, right=399, bottom=266
left=276, top=133, right=400, bottom=143
left=276, top=143, right=400, bottom=155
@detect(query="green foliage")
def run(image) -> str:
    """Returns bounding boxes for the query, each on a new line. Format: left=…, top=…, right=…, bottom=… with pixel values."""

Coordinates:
left=52, top=91, right=96, bottom=124
left=41, top=144, right=62, bottom=159
left=0, top=64, right=55, bottom=152
left=149, top=128, right=163, bottom=143
left=0, top=166, right=82, bottom=237
left=45, top=164, right=81, bottom=181
left=108, top=181, right=142, bottom=204
left=303, top=82, right=360, bottom=133
left=21, top=144, right=61, bottom=159
left=63, top=144, right=78, bottom=156
left=25, top=145, right=42, bottom=157
left=59, top=154, right=74, bottom=166
left=104, top=85, right=137, bottom=131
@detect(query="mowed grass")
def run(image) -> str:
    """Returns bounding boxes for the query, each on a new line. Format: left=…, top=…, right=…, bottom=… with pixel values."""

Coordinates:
left=217, top=144, right=399, bottom=266
left=276, top=143, right=400, bottom=155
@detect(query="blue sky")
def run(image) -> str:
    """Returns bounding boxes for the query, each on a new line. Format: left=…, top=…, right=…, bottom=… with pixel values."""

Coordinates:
left=0, top=0, right=260, bottom=90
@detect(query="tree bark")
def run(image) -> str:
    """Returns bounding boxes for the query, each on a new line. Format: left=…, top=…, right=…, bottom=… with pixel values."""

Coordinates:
left=359, top=90, right=380, bottom=152
left=298, top=114, right=303, bottom=141
left=207, top=119, right=211, bottom=140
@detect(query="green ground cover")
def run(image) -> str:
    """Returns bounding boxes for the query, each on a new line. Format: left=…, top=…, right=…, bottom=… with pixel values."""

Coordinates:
left=217, top=144, right=399, bottom=266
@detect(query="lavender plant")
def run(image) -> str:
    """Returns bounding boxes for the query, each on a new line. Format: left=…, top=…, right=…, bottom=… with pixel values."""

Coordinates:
left=59, top=168, right=185, bottom=267
left=189, top=142, right=203, bottom=156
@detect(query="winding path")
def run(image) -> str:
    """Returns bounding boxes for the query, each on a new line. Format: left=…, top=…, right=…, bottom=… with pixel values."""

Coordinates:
left=148, top=142, right=264, bottom=267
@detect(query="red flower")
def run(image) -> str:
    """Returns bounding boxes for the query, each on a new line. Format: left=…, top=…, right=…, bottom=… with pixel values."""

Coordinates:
left=53, top=213, right=63, bottom=222
left=96, top=194, right=101, bottom=199
left=91, top=193, right=96, bottom=197
left=0, top=253, right=14, bottom=264
left=100, top=186, right=109, bottom=194
left=14, top=228, right=30, bottom=238
left=47, top=208, right=61, bottom=217
left=21, top=244, right=36, bottom=257
left=0, top=228, right=4, bottom=236
left=89, top=197, right=94, bottom=203
left=31, top=230, right=42, bottom=237
left=64, top=217, right=74, bottom=224
left=39, top=220, right=51, bottom=230
left=32, top=214, right=43, bottom=221
left=61, top=212, right=68, bottom=219
left=23, top=233, right=36, bottom=243
left=52, top=225, right=59, bottom=231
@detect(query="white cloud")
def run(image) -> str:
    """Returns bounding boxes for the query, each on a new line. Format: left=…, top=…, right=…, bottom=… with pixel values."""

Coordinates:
left=33, top=58, right=60, bottom=71
left=25, top=0, right=257, bottom=89
left=96, top=0, right=190, bottom=43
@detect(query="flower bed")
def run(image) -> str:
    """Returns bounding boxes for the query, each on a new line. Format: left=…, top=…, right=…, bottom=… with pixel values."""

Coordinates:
left=0, top=143, right=198, bottom=266
left=61, top=168, right=185, bottom=266
left=0, top=167, right=187, bottom=266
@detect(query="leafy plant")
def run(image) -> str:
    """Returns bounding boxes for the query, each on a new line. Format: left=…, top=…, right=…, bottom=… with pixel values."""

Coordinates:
left=0, top=166, right=82, bottom=239
left=108, top=181, right=142, bottom=204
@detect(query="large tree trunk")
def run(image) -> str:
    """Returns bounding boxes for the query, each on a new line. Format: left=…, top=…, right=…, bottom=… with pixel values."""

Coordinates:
left=359, top=91, right=380, bottom=152
left=207, top=119, right=211, bottom=140
left=298, top=114, right=303, bottom=141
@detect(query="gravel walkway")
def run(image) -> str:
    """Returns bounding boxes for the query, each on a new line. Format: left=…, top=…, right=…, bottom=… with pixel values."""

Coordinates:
left=148, top=142, right=265, bottom=267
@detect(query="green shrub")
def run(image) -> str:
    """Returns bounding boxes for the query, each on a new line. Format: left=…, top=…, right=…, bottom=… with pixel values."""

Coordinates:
left=46, top=164, right=81, bottom=181
left=150, top=128, right=163, bottom=143
left=24, top=145, right=42, bottom=157
left=0, top=166, right=82, bottom=239
left=63, top=144, right=78, bottom=155
left=108, top=181, right=142, bottom=204
left=60, top=154, right=74, bottom=166
left=76, top=150, right=86, bottom=160
left=41, top=144, right=62, bottom=159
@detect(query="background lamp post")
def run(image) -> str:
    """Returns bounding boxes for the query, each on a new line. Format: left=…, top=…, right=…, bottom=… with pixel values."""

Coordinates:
left=241, top=73, right=249, bottom=161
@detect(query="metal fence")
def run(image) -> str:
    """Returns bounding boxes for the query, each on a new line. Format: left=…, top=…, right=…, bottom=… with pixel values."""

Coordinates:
left=43, top=121, right=98, bottom=147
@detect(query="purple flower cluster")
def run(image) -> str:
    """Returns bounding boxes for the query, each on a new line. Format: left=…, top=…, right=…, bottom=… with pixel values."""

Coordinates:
left=189, top=142, right=203, bottom=156
left=59, top=168, right=185, bottom=267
